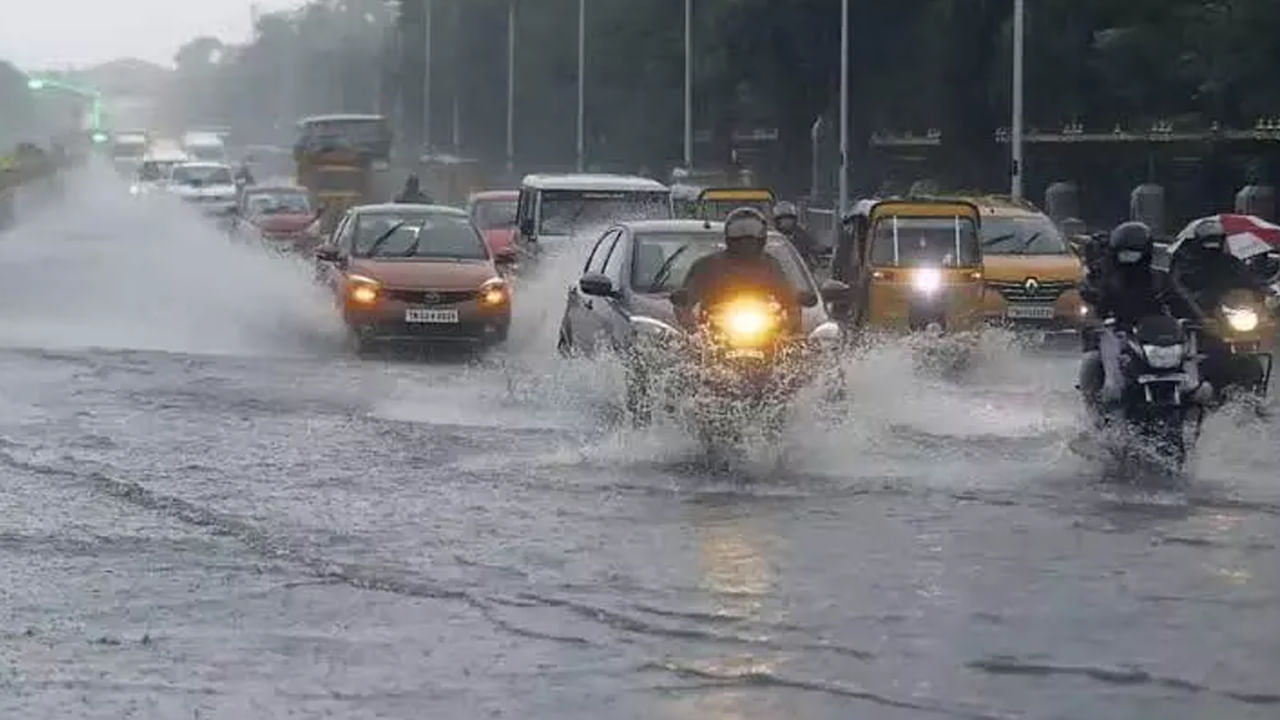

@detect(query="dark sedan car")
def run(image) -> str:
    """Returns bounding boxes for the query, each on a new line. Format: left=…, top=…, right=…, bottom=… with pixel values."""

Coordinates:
left=556, top=219, right=849, bottom=356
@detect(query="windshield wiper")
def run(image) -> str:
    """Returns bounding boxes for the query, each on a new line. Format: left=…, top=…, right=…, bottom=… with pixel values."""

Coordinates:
left=649, top=243, right=692, bottom=292
left=401, top=229, right=423, bottom=258
left=362, top=221, right=408, bottom=258
left=1018, top=231, right=1044, bottom=252
left=982, top=233, right=1016, bottom=247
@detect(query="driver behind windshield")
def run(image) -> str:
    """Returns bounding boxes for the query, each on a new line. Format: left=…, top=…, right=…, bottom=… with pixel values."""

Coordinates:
left=676, top=207, right=800, bottom=333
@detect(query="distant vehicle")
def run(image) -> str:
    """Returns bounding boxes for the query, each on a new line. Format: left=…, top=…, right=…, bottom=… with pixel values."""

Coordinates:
left=293, top=114, right=394, bottom=236
left=238, top=184, right=321, bottom=253
left=467, top=190, right=519, bottom=263
left=314, top=203, right=513, bottom=352
left=131, top=144, right=190, bottom=195
left=238, top=144, right=295, bottom=184
left=110, top=131, right=149, bottom=173
left=514, top=174, right=673, bottom=249
left=167, top=162, right=238, bottom=215
left=672, top=185, right=776, bottom=221
left=181, top=129, right=228, bottom=162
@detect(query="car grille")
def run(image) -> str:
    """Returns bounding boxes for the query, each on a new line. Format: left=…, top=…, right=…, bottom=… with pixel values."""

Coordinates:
left=986, top=279, right=1074, bottom=303
left=384, top=289, right=479, bottom=305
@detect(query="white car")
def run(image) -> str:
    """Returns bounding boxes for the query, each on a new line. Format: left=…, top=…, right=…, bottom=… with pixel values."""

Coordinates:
left=167, top=162, right=238, bottom=214
left=131, top=145, right=191, bottom=196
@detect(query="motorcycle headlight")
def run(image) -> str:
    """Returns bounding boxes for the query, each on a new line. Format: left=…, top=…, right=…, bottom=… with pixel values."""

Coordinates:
left=1223, top=305, right=1259, bottom=333
left=912, top=267, right=942, bottom=295
left=1141, top=343, right=1184, bottom=369
left=712, top=298, right=780, bottom=348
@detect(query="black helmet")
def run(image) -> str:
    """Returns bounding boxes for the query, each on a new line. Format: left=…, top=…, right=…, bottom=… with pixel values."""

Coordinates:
left=1191, top=217, right=1227, bottom=253
left=1108, top=221, right=1154, bottom=267
left=404, top=174, right=420, bottom=190
left=724, top=207, right=769, bottom=258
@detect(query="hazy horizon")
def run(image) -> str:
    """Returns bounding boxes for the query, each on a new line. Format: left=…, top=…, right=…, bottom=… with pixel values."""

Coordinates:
left=2, top=0, right=304, bottom=71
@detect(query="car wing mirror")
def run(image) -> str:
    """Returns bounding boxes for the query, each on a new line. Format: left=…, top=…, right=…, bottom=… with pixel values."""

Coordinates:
left=669, top=288, right=691, bottom=308
left=798, top=289, right=820, bottom=308
left=819, top=278, right=853, bottom=302
left=495, top=251, right=517, bottom=266
left=315, top=247, right=340, bottom=263
left=579, top=272, right=615, bottom=297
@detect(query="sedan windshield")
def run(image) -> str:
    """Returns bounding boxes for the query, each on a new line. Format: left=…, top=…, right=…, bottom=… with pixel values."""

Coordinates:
left=870, top=216, right=980, bottom=267
left=981, top=216, right=1069, bottom=255
left=539, top=190, right=670, bottom=235
left=247, top=192, right=311, bottom=215
left=172, top=165, right=233, bottom=186
left=471, top=199, right=517, bottom=230
left=631, top=232, right=811, bottom=293
left=353, top=213, right=489, bottom=260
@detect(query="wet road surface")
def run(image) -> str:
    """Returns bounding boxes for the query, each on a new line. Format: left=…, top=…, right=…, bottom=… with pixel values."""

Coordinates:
left=2, top=171, right=1279, bottom=719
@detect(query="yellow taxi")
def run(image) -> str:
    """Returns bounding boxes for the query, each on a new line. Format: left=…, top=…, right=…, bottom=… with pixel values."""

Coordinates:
left=965, top=196, right=1086, bottom=333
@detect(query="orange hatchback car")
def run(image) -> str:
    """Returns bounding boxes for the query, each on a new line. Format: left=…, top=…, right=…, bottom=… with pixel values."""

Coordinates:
left=315, top=204, right=513, bottom=351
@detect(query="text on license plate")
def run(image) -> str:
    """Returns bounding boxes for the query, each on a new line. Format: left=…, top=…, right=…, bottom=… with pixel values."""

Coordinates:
left=1006, top=304, right=1056, bottom=319
left=405, top=307, right=459, bottom=323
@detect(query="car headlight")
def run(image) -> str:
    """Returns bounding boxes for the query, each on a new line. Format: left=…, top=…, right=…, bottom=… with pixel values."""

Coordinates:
left=808, top=321, right=842, bottom=344
left=912, top=267, right=942, bottom=295
left=346, top=274, right=381, bottom=305
left=129, top=184, right=141, bottom=195
left=479, top=278, right=510, bottom=307
left=1141, top=343, right=1184, bottom=369
left=1223, top=306, right=1259, bottom=333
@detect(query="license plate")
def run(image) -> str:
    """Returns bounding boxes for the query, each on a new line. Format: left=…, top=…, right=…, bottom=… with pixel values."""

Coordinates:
left=1006, top=304, right=1056, bottom=320
left=405, top=308, right=459, bottom=324
left=1137, top=373, right=1187, bottom=385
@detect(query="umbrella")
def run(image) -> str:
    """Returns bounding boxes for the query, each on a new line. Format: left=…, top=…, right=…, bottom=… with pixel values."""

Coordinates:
left=1169, top=214, right=1280, bottom=260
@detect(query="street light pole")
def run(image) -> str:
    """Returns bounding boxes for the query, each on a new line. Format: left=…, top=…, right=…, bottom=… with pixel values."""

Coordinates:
left=683, top=0, right=693, bottom=170
left=838, top=0, right=849, bottom=216
left=424, top=0, right=433, bottom=155
left=1011, top=0, right=1025, bottom=198
left=506, top=0, right=516, bottom=176
left=576, top=0, right=585, bottom=172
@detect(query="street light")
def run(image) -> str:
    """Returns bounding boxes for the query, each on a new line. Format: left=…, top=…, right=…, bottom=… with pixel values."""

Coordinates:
left=26, top=79, right=46, bottom=91
left=576, top=0, right=585, bottom=172
left=1011, top=0, right=1025, bottom=198
left=838, top=0, right=849, bottom=217
left=25, top=74, right=104, bottom=134
left=506, top=0, right=516, bottom=176
left=683, top=0, right=692, bottom=169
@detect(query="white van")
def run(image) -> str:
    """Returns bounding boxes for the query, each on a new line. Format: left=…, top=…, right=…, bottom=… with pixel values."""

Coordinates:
left=514, top=174, right=672, bottom=248
left=180, top=130, right=228, bottom=163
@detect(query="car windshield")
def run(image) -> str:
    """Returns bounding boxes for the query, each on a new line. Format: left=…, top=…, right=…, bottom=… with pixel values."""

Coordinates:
left=631, top=232, right=811, bottom=293
left=172, top=165, right=232, bottom=186
left=870, top=216, right=981, bottom=267
left=471, top=198, right=518, bottom=230
left=539, top=190, right=671, bottom=235
left=981, top=215, right=1068, bottom=255
left=352, top=213, right=489, bottom=260
left=112, top=141, right=146, bottom=159
left=296, top=119, right=391, bottom=158
left=137, top=162, right=173, bottom=181
left=246, top=192, right=311, bottom=215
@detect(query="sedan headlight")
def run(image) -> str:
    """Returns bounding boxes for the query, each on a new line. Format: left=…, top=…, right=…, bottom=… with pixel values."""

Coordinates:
left=346, top=274, right=381, bottom=305
left=1223, top=305, right=1259, bottom=333
left=479, top=278, right=510, bottom=307
left=912, top=267, right=942, bottom=295
left=1141, top=343, right=1184, bottom=369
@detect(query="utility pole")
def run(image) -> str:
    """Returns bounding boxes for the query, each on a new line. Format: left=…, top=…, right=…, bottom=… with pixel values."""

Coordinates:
left=576, top=0, right=585, bottom=172
left=506, top=0, right=516, bottom=176
left=683, top=0, right=693, bottom=169
left=424, top=0, right=433, bottom=155
left=1011, top=0, right=1025, bottom=198
left=838, top=0, right=849, bottom=216
left=450, top=0, right=460, bottom=151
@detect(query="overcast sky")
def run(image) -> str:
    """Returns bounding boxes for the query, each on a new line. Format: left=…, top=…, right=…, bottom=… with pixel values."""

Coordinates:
left=3, top=0, right=304, bottom=70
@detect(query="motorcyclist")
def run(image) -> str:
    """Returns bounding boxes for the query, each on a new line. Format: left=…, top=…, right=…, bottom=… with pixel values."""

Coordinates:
left=1078, top=221, right=1188, bottom=407
left=395, top=174, right=433, bottom=204
left=234, top=162, right=256, bottom=187
left=772, top=201, right=820, bottom=269
left=676, top=207, right=800, bottom=333
left=1169, top=217, right=1267, bottom=317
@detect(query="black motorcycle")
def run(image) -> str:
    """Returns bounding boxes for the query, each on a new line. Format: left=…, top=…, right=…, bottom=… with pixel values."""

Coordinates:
left=1196, top=288, right=1273, bottom=402
left=1085, top=314, right=1209, bottom=471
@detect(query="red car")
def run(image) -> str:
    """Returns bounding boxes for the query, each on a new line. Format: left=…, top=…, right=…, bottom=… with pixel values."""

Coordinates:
left=467, top=190, right=519, bottom=263
left=238, top=185, right=322, bottom=253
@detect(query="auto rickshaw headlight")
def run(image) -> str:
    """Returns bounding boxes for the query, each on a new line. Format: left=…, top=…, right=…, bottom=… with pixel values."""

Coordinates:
left=912, top=267, right=942, bottom=295
left=1223, top=305, right=1259, bottom=333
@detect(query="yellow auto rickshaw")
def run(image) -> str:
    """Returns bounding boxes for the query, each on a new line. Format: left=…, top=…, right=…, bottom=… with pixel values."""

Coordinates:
left=835, top=198, right=985, bottom=331
left=692, top=187, right=776, bottom=221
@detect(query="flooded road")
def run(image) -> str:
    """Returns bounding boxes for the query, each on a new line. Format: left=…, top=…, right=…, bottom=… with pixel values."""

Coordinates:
left=2, top=170, right=1279, bottom=719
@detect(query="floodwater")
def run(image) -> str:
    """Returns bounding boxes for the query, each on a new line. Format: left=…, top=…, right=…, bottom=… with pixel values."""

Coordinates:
left=1, top=168, right=1278, bottom=719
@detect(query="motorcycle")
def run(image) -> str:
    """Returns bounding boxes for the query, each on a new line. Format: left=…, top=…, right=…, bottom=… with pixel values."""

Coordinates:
left=1196, top=288, right=1274, bottom=402
left=1082, top=314, right=1210, bottom=472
